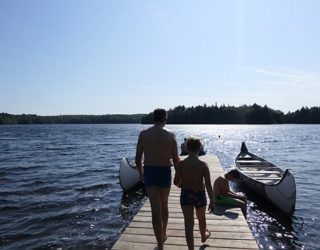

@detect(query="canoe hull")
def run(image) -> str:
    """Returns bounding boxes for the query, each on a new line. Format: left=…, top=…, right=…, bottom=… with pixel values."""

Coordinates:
left=236, top=142, right=296, bottom=215
left=264, top=169, right=296, bottom=214
left=119, top=157, right=141, bottom=191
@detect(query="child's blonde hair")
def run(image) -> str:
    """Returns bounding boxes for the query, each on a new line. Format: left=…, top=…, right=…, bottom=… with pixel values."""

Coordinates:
left=186, top=136, right=202, bottom=152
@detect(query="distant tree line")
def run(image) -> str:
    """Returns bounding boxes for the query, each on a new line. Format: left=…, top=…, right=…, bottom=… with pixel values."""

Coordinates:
left=141, top=104, right=320, bottom=124
left=0, top=113, right=144, bottom=125
left=2, top=104, right=320, bottom=125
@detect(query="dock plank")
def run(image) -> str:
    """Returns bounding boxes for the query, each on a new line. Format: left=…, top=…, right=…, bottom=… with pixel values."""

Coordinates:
left=112, top=154, right=258, bottom=249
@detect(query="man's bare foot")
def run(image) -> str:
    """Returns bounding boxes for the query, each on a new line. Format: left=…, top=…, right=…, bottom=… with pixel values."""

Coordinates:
left=201, top=229, right=211, bottom=243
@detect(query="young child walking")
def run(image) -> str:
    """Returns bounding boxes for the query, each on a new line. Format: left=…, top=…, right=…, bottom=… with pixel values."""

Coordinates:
left=174, top=136, right=214, bottom=249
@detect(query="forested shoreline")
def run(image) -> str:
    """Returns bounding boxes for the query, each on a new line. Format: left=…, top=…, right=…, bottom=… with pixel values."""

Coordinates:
left=142, top=104, right=320, bottom=124
left=0, top=113, right=144, bottom=125
left=1, top=104, right=320, bottom=125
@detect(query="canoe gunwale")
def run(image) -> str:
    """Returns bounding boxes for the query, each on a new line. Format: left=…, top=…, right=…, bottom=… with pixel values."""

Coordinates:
left=237, top=166, right=291, bottom=186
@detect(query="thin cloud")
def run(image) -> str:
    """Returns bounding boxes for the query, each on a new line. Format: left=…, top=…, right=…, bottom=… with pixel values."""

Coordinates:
left=245, top=67, right=320, bottom=87
left=248, top=68, right=302, bottom=79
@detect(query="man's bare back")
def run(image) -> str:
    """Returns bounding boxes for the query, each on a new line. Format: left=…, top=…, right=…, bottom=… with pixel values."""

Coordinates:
left=137, top=125, right=178, bottom=167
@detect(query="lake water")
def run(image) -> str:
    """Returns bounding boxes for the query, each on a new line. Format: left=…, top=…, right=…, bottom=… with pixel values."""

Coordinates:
left=0, top=124, right=319, bottom=249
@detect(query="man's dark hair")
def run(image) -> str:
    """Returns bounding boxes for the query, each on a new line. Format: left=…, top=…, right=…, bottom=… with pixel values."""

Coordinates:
left=153, top=108, right=167, bottom=123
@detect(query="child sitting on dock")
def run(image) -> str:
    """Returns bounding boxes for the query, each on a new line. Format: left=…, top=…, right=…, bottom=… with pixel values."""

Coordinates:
left=174, top=136, right=214, bottom=249
left=213, top=168, right=247, bottom=218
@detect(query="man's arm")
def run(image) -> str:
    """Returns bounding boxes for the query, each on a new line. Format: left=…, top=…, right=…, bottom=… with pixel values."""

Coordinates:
left=173, top=163, right=182, bottom=187
left=171, top=134, right=180, bottom=167
left=135, top=132, right=144, bottom=180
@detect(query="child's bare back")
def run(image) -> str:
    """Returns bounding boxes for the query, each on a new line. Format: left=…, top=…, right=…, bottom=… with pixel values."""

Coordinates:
left=213, top=176, right=229, bottom=196
left=176, top=157, right=208, bottom=191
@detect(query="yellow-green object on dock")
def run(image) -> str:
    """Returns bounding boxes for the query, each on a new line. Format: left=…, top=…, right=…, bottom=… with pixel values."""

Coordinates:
left=112, top=154, right=258, bottom=250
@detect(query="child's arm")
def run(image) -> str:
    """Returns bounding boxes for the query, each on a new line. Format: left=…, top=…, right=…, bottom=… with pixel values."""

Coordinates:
left=204, top=163, right=214, bottom=212
left=225, top=182, right=247, bottom=201
left=227, top=191, right=247, bottom=201
left=227, top=190, right=238, bottom=196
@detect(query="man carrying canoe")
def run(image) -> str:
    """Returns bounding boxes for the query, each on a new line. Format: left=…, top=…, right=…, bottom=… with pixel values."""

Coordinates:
left=135, top=108, right=180, bottom=250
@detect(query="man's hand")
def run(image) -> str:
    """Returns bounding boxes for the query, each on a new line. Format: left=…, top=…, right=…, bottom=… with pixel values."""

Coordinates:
left=136, top=165, right=144, bottom=183
left=139, top=172, right=144, bottom=182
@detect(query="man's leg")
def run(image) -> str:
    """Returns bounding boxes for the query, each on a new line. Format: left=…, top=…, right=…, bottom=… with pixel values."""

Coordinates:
left=159, top=186, right=170, bottom=241
left=146, top=186, right=164, bottom=250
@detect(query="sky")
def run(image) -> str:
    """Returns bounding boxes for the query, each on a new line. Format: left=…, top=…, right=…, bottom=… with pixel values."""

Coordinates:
left=1, top=0, right=319, bottom=115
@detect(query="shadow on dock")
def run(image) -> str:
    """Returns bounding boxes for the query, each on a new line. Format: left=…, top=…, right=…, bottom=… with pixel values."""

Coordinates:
left=212, top=205, right=240, bottom=219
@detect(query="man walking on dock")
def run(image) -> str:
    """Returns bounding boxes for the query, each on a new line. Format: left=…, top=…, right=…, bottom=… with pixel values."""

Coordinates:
left=135, top=108, right=180, bottom=250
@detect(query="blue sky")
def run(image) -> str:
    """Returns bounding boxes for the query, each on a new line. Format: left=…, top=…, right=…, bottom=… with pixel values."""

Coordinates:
left=1, top=0, right=319, bottom=115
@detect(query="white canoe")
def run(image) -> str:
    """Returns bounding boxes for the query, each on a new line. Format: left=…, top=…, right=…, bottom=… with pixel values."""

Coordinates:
left=119, top=157, right=141, bottom=191
left=235, top=142, right=296, bottom=215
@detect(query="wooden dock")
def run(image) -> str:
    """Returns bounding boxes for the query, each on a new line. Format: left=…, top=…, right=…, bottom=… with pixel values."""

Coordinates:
left=112, top=154, right=258, bottom=250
